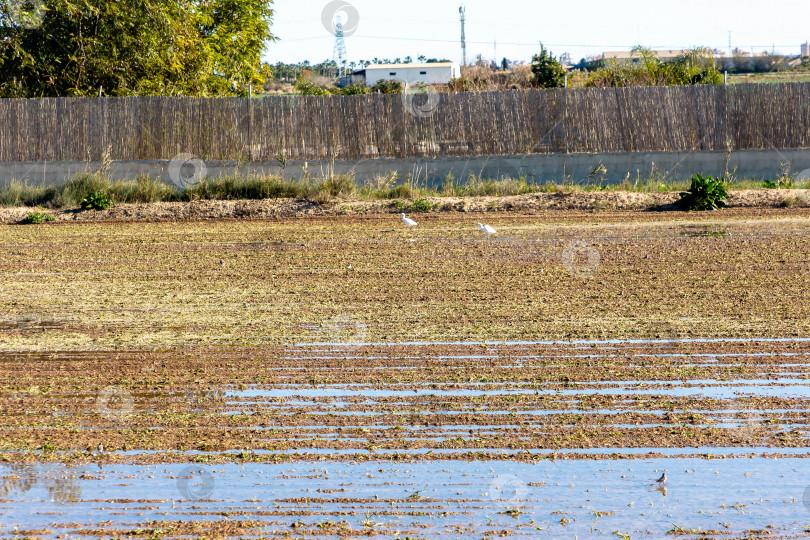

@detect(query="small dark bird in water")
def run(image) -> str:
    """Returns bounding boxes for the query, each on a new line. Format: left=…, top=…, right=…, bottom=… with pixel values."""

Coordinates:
left=656, top=472, right=667, bottom=483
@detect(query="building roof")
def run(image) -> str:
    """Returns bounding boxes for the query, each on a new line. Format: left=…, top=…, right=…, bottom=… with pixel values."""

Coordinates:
left=602, top=50, right=687, bottom=60
left=365, top=62, right=456, bottom=70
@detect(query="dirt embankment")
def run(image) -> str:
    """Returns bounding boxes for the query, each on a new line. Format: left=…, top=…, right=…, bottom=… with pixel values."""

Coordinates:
left=0, top=189, right=806, bottom=224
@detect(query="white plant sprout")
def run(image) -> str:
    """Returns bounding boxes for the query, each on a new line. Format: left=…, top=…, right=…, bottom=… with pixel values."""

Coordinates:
left=326, top=314, right=368, bottom=347
left=95, top=385, right=134, bottom=420
left=562, top=240, right=600, bottom=279
left=321, top=0, right=359, bottom=36
left=8, top=0, right=46, bottom=29
left=401, top=82, right=441, bottom=119
left=176, top=466, right=215, bottom=501
left=167, top=153, right=207, bottom=190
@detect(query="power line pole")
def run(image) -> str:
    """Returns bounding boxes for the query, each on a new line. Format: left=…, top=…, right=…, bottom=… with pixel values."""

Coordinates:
left=459, top=5, right=467, bottom=67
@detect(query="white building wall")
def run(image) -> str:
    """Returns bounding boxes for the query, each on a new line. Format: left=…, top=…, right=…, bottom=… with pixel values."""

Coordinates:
left=364, top=64, right=460, bottom=86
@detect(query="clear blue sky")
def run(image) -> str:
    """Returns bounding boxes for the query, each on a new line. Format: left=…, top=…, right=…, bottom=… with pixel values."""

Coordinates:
left=265, top=0, right=810, bottom=65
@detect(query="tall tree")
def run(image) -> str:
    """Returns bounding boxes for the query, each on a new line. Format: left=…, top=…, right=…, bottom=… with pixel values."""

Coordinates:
left=531, top=43, right=566, bottom=88
left=0, top=0, right=276, bottom=97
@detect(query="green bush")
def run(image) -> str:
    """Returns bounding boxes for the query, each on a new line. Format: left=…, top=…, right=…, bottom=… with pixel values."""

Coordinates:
left=679, top=174, right=728, bottom=211
left=460, top=176, right=532, bottom=196
left=338, top=84, right=371, bottom=95
left=405, top=199, right=435, bottom=213
left=109, top=175, right=178, bottom=203
left=80, top=190, right=113, bottom=211
left=294, top=78, right=332, bottom=96
left=370, top=79, right=403, bottom=94
left=23, top=211, right=55, bottom=224
left=387, top=184, right=416, bottom=199
left=531, top=43, right=567, bottom=88
left=586, top=47, right=723, bottom=87
left=0, top=181, right=58, bottom=207
left=319, top=175, right=357, bottom=197
left=59, top=173, right=111, bottom=207
left=188, top=175, right=302, bottom=200
left=763, top=178, right=794, bottom=189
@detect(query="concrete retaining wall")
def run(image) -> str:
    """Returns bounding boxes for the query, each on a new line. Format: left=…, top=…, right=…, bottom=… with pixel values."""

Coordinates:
left=2, top=149, right=809, bottom=188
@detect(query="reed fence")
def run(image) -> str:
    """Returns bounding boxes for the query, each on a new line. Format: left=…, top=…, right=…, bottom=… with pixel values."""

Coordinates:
left=1, top=83, right=809, bottom=162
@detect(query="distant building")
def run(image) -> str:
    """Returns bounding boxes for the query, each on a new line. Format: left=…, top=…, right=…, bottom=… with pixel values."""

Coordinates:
left=803, top=42, right=810, bottom=57
left=601, top=49, right=689, bottom=63
left=338, top=62, right=461, bottom=88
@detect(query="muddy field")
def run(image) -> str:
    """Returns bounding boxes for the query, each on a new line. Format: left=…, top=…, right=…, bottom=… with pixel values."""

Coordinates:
left=2, top=202, right=810, bottom=538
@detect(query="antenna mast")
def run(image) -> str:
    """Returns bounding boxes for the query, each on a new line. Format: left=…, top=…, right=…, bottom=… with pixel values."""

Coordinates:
left=459, top=5, right=467, bottom=67
left=333, top=16, right=348, bottom=77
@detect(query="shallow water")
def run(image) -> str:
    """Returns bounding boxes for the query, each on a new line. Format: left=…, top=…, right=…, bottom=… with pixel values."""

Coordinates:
left=1, top=458, right=808, bottom=538
left=4, top=338, right=810, bottom=537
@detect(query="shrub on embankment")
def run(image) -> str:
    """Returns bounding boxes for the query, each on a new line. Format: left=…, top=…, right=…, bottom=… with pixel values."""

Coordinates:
left=0, top=170, right=805, bottom=210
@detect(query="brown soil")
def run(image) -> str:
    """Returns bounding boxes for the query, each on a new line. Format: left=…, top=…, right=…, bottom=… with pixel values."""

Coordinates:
left=0, top=340, right=808, bottom=464
left=3, top=206, right=810, bottom=350
left=1, top=205, right=810, bottom=466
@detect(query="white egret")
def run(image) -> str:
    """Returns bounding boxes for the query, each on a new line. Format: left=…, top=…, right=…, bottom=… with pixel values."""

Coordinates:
left=478, top=223, right=497, bottom=235
left=401, top=213, right=418, bottom=227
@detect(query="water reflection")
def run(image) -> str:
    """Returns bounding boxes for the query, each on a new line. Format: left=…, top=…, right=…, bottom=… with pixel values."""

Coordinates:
left=0, top=463, right=82, bottom=504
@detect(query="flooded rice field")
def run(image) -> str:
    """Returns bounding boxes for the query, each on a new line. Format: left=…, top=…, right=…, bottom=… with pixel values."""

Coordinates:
left=2, top=340, right=810, bottom=537
left=2, top=458, right=810, bottom=538
left=3, top=209, right=810, bottom=537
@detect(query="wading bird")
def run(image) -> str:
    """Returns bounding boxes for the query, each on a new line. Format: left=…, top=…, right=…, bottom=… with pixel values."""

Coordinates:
left=656, top=472, right=667, bottom=484
left=478, top=223, right=497, bottom=235
left=401, top=213, right=418, bottom=227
